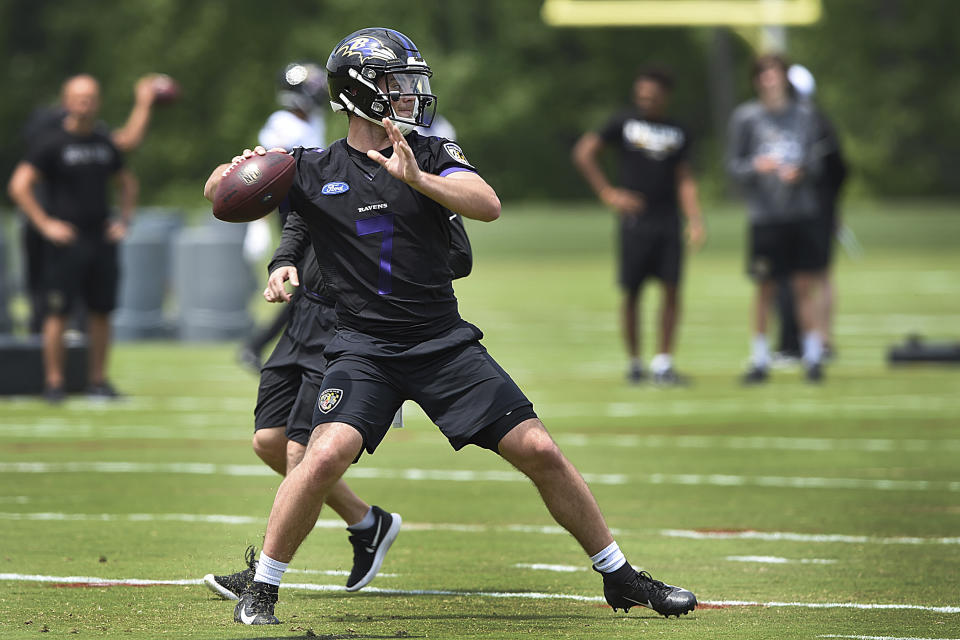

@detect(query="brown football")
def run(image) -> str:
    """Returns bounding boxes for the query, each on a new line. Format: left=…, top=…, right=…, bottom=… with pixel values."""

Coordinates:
left=212, top=152, right=296, bottom=223
left=152, top=74, right=181, bottom=105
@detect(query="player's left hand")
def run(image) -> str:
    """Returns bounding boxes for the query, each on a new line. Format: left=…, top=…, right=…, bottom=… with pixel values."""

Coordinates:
left=367, top=118, right=423, bottom=185
left=265, top=265, right=300, bottom=303
left=778, top=165, right=804, bottom=184
left=686, top=219, right=706, bottom=251
left=106, top=219, right=128, bottom=243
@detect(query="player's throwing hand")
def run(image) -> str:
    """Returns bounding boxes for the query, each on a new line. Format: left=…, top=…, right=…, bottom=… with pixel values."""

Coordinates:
left=366, top=118, right=423, bottom=186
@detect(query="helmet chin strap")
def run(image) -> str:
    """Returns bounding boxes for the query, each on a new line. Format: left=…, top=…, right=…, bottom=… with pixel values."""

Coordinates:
left=337, top=92, right=416, bottom=134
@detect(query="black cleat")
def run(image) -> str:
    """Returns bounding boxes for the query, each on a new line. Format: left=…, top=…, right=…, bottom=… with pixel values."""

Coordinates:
left=43, top=385, right=66, bottom=405
left=345, top=506, right=401, bottom=592
left=626, top=364, right=645, bottom=385
left=204, top=545, right=256, bottom=601
left=234, top=581, right=280, bottom=625
left=652, top=368, right=690, bottom=387
left=87, top=380, right=122, bottom=399
left=805, top=361, right=824, bottom=383
left=598, top=565, right=697, bottom=618
left=741, top=365, right=769, bottom=385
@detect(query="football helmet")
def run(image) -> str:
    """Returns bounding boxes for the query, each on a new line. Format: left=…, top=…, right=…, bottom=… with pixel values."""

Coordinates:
left=326, top=27, right=436, bottom=133
left=277, top=62, right=328, bottom=114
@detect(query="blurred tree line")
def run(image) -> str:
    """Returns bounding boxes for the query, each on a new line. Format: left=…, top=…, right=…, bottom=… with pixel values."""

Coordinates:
left=1, top=0, right=957, bottom=210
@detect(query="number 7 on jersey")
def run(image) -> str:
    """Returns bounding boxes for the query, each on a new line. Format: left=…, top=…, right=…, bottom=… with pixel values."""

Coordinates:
left=355, top=213, right=395, bottom=295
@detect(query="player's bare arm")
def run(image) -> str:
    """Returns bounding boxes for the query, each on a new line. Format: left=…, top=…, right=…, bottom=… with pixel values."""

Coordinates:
left=367, top=118, right=500, bottom=222
left=676, top=161, right=706, bottom=249
left=7, top=161, right=77, bottom=246
left=572, top=131, right=645, bottom=216
left=111, top=75, right=159, bottom=153
left=107, top=168, right=138, bottom=243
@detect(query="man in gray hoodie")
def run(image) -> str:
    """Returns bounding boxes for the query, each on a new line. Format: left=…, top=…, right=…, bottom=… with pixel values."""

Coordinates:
left=727, top=54, right=829, bottom=383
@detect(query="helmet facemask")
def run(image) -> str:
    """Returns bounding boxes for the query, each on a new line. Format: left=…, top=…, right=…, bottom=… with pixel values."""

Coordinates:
left=333, top=62, right=436, bottom=134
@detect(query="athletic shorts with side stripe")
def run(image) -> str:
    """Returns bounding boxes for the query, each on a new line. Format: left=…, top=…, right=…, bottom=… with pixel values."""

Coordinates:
left=254, top=295, right=336, bottom=446
left=312, top=320, right=537, bottom=456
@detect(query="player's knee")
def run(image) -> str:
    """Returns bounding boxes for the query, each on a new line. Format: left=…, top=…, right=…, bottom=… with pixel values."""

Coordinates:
left=299, top=442, right=353, bottom=485
left=508, top=420, right=564, bottom=470
left=252, top=429, right=284, bottom=461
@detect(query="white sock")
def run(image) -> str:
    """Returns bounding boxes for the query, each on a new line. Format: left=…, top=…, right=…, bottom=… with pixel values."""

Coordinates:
left=630, top=357, right=642, bottom=371
left=347, top=507, right=376, bottom=531
left=802, top=332, right=824, bottom=365
left=253, top=551, right=288, bottom=587
left=650, top=353, right=672, bottom=375
left=751, top=334, right=770, bottom=368
left=590, top=541, right=626, bottom=573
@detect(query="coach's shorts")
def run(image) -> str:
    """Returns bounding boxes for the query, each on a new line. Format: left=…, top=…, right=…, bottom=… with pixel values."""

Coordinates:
left=819, top=207, right=838, bottom=268
left=40, top=230, right=118, bottom=316
left=618, top=215, right=683, bottom=291
left=254, top=297, right=337, bottom=446
left=747, top=219, right=827, bottom=281
left=312, top=320, right=537, bottom=457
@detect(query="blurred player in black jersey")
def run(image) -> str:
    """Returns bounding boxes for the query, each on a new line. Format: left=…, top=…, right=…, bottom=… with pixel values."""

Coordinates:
left=573, top=67, right=705, bottom=385
left=204, top=28, right=696, bottom=626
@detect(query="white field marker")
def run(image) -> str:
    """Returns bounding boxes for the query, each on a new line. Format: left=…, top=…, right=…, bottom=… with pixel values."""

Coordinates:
left=725, top=555, right=836, bottom=564
left=1, top=573, right=958, bottom=613
left=1, top=462, right=957, bottom=493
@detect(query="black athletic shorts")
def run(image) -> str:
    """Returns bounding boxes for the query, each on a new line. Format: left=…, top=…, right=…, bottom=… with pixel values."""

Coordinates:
left=618, top=215, right=683, bottom=291
left=819, top=207, right=837, bottom=268
left=254, top=295, right=337, bottom=446
left=313, top=320, right=537, bottom=457
left=747, top=218, right=827, bottom=281
left=39, top=230, right=118, bottom=316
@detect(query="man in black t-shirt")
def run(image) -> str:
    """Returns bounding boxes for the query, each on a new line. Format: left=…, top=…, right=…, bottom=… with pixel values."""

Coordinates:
left=573, top=67, right=705, bottom=385
left=204, top=28, right=696, bottom=626
left=19, top=75, right=161, bottom=335
left=7, top=74, right=138, bottom=402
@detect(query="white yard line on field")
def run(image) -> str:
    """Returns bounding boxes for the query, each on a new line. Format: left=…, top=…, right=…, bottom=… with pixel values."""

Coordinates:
left=664, top=529, right=960, bottom=545
left=2, top=461, right=957, bottom=493
left=513, top=563, right=586, bottom=572
left=1, top=573, right=958, bottom=613
left=553, top=434, right=960, bottom=453
left=725, top=556, right=836, bottom=564
left=5, top=417, right=959, bottom=455
left=820, top=635, right=960, bottom=640
left=5, top=511, right=960, bottom=547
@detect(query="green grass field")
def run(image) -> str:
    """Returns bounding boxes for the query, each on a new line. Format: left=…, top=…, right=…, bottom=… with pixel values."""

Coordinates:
left=2, top=201, right=959, bottom=639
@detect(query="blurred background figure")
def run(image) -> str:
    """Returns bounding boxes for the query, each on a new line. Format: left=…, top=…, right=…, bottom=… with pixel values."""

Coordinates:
left=7, top=74, right=139, bottom=402
left=416, top=113, right=457, bottom=140
left=727, top=54, right=830, bottom=384
left=237, top=61, right=328, bottom=373
left=18, top=74, right=161, bottom=336
left=572, top=66, right=705, bottom=386
left=772, top=63, right=847, bottom=366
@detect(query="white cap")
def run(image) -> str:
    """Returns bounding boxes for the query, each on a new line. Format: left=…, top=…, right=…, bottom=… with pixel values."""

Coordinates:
left=788, top=64, right=816, bottom=98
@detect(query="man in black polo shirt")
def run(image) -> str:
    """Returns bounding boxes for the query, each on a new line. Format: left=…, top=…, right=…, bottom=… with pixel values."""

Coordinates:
left=573, top=67, right=705, bottom=385
left=7, top=74, right=137, bottom=402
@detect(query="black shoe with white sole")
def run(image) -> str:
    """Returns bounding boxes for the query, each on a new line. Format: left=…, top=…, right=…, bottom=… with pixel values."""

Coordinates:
left=741, top=364, right=769, bottom=385
left=598, top=564, right=697, bottom=618
left=204, top=545, right=256, bottom=601
left=234, top=581, right=279, bottom=625
left=345, top=506, right=401, bottom=592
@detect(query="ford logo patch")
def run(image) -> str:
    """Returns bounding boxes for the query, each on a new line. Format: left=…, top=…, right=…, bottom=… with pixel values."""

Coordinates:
left=321, top=181, right=349, bottom=195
